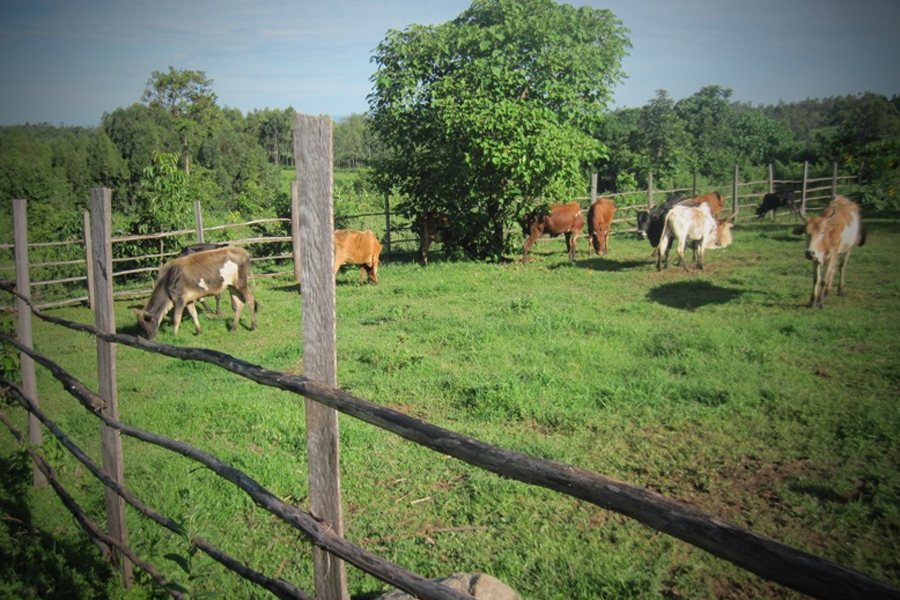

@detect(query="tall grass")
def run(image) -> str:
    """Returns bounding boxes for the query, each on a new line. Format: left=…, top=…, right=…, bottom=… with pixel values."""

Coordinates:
left=1, top=216, right=899, bottom=599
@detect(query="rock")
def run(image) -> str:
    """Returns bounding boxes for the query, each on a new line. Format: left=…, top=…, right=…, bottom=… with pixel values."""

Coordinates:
left=377, top=573, right=520, bottom=600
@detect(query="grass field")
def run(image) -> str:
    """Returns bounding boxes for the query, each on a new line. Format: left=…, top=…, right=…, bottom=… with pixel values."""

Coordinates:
left=2, top=215, right=899, bottom=599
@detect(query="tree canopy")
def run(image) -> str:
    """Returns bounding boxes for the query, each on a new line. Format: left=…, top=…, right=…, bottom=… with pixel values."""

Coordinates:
left=368, top=0, right=630, bottom=259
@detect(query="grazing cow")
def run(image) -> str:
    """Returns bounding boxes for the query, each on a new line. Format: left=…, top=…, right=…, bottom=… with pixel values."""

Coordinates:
left=793, top=196, right=866, bottom=308
left=656, top=203, right=734, bottom=272
left=587, top=198, right=616, bottom=256
left=176, top=242, right=231, bottom=314
left=334, top=229, right=382, bottom=285
left=414, top=213, right=449, bottom=265
left=135, top=246, right=257, bottom=340
left=521, top=202, right=584, bottom=261
left=756, top=191, right=796, bottom=220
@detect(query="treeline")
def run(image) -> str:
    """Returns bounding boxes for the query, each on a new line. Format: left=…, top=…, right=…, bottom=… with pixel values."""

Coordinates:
left=1, top=79, right=898, bottom=246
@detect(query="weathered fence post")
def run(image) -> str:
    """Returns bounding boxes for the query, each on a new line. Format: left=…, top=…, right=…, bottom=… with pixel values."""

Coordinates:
left=768, top=163, right=774, bottom=194
left=83, top=211, right=95, bottom=311
left=90, top=188, right=133, bottom=589
left=590, top=173, right=598, bottom=206
left=693, top=171, right=699, bottom=197
left=291, top=181, right=301, bottom=284
left=384, top=194, right=392, bottom=258
left=647, top=171, right=654, bottom=209
left=801, top=161, right=809, bottom=216
left=194, top=201, right=205, bottom=243
left=13, top=199, right=46, bottom=487
left=293, top=114, right=349, bottom=600
left=832, top=162, right=839, bottom=198
left=732, top=164, right=740, bottom=219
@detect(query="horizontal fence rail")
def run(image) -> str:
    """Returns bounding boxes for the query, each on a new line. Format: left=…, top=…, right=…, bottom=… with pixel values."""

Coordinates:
left=2, top=281, right=897, bottom=600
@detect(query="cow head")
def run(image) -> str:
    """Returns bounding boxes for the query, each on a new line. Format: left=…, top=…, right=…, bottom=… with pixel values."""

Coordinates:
left=133, top=308, right=161, bottom=340
left=635, top=211, right=651, bottom=238
left=794, top=217, right=827, bottom=263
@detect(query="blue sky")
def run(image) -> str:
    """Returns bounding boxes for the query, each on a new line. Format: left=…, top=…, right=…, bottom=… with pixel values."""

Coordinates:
left=1, top=0, right=898, bottom=127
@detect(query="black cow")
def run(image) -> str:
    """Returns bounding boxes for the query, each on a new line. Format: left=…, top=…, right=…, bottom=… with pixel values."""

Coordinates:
left=636, top=195, right=687, bottom=249
left=756, top=191, right=796, bottom=220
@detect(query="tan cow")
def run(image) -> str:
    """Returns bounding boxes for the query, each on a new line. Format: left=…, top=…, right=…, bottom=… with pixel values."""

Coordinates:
left=135, top=246, right=256, bottom=340
left=334, top=229, right=382, bottom=285
left=521, top=202, right=584, bottom=261
left=587, top=198, right=616, bottom=256
left=793, top=196, right=866, bottom=308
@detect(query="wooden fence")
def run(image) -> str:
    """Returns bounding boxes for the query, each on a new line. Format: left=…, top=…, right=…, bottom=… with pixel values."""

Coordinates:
left=1, top=117, right=893, bottom=599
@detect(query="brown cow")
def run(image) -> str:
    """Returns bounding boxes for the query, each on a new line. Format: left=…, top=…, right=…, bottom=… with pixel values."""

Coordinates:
left=587, top=198, right=616, bottom=256
left=793, top=196, right=866, bottom=308
left=334, top=229, right=382, bottom=285
left=415, top=213, right=448, bottom=265
left=689, top=192, right=725, bottom=219
left=522, top=202, right=584, bottom=261
left=135, top=246, right=257, bottom=340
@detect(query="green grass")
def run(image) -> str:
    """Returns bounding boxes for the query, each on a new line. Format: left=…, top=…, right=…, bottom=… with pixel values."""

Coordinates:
left=2, top=216, right=900, bottom=599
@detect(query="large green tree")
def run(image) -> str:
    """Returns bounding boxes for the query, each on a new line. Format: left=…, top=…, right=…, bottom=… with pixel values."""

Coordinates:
left=142, top=67, right=218, bottom=175
left=368, top=0, right=629, bottom=259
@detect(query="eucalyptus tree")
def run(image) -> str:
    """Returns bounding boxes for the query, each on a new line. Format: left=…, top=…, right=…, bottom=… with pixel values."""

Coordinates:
left=368, top=0, right=630, bottom=259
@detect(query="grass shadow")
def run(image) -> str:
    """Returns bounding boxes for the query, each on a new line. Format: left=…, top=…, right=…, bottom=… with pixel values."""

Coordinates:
left=572, top=258, right=649, bottom=272
left=647, top=280, right=744, bottom=311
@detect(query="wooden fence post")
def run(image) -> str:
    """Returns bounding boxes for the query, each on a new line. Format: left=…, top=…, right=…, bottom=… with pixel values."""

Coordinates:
left=84, top=211, right=95, bottom=311
left=590, top=173, right=598, bottom=206
left=90, top=188, right=133, bottom=589
left=692, top=171, right=698, bottom=197
left=732, top=164, right=739, bottom=220
left=801, top=161, right=809, bottom=216
left=291, top=181, right=301, bottom=284
left=194, top=201, right=205, bottom=243
left=647, top=171, right=654, bottom=209
left=293, top=114, right=349, bottom=600
left=768, top=164, right=774, bottom=194
left=832, top=162, right=839, bottom=198
left=384, top=194, right=392, bottom=258
left=13, top=199, right=47, bottom=487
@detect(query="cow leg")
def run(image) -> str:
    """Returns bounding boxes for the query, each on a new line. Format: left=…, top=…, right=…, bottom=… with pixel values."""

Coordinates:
left=678, top=239, right=691, bottom=272
left=215, top=293, right=222, bottom=315
left=522, top=233, right=538, bottom=262
left=186, top=302, right=203, bottom=335
left=569, top=231, right=579, bottom=261
left=229, top=287, right=257, bottom=332
left=838, top=248, right=852, bottom=296
left=171, top=300, right=187, bottom=336
left=809, top=261, right=824, bottom=308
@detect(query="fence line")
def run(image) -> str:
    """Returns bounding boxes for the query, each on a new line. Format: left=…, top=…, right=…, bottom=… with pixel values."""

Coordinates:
left=2, top=280, right=898, bottom=599
left=0, top=162, right=857, bottom=310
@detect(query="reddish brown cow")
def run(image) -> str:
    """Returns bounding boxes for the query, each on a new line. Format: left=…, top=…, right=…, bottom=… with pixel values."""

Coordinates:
left=689, top=192, right=725, bottom=219
left=334, top=229, right=382, bottom=285
left=135, top=246, right=256, bottom=340
left=522, top=202, right=584, bottom=261
left=793, top=196, right=866, bottom=308
left=587, top=198, right=616, bottom=256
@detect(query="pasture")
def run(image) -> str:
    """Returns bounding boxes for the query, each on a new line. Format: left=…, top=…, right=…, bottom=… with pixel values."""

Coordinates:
left=2, top=216, right=899, bottom=599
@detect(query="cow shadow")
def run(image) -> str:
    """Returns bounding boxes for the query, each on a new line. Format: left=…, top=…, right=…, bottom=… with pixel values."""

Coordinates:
left=572, top=258, right=648, bottom=272
left=647, top=280, right=743, bottom=310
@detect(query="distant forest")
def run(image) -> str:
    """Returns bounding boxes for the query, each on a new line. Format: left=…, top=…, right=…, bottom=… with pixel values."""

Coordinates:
left=1, top=74, right=898, bottom=246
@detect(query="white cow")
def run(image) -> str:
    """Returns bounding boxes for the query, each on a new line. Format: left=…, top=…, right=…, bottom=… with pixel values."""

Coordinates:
left=656, top=203, right=734, bottom=272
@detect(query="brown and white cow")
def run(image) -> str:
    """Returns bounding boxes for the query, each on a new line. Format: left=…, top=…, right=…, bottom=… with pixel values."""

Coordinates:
left=587, top=198, right=616, bottom=256
left=334, top=229, right=382, bottom=285
left=793, top=195, right=866, bottom=308
left=521, top=202, right=584, bottom=262
left=176, top=242, right=231, bottom=314
left=135, top=246, right=257, bottom=340
left=656, top=203, right=734, bottom=272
